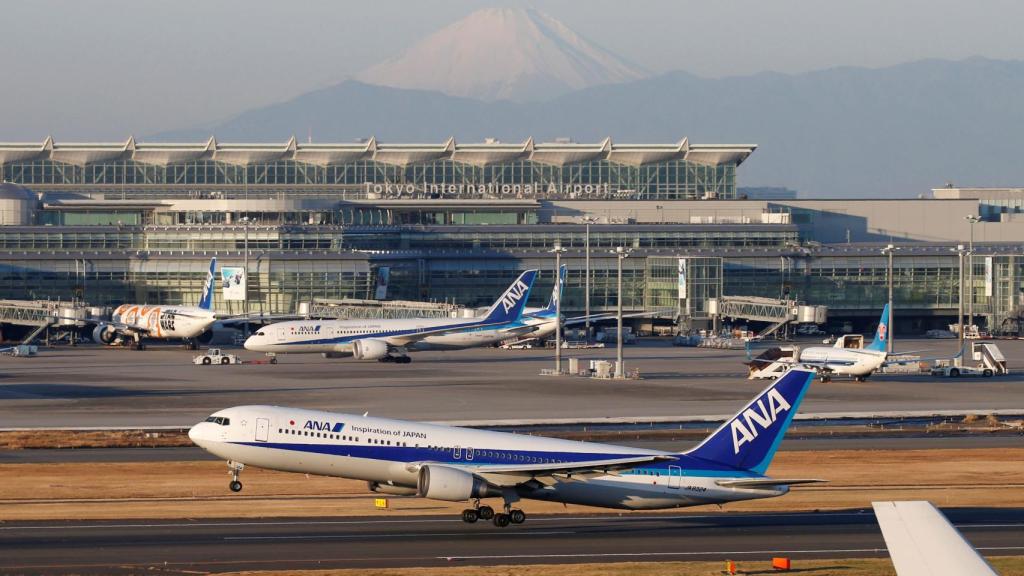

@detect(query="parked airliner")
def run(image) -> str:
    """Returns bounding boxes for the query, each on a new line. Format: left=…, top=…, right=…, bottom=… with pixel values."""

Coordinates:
left=243, top=270, right=539, bottom=362
left=189, top=368, right=821, bottom=527
left=749, top=305, right=958, bottom=382
left=91, top=258, right=221, bottom=350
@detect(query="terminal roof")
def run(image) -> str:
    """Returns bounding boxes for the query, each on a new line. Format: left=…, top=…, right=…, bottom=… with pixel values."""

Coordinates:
left=0, top=137, right=756, bottom=168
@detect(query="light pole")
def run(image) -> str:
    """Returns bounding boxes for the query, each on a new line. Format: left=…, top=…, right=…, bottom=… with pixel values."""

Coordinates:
left=241, top=216, right=250, bottom=338
left=613, top=246, right=631, bottom=378
left=881, top=244, right=899, bottom=355
left=550, top=241, right=566, bottom=374
left=953, top=244, right=966, bottom=364
left=582, top=217, right=596, bottom=342
left=965, top=215, right=980, bottom=330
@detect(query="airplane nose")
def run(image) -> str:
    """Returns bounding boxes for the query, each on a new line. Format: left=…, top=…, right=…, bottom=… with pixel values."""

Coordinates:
left=188, top=423, right=205, bottom=445
left=243, top=336, right=258, bottom=351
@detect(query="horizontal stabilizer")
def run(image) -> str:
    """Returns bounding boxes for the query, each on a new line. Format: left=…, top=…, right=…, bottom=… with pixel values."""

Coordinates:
left=716, top=478, right=827, bottom=489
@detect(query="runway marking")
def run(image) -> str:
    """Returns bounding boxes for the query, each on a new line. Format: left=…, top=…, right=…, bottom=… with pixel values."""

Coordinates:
left=438, top=546, right=1024, bottom=561
left=440, top=548, right=891, bottom=560
left=224, top=530, right=575, bottom=540
left=0, top=511, right=877, bottom=531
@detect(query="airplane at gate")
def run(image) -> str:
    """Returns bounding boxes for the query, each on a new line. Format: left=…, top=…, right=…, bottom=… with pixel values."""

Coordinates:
left=243, top=270, right=539, bottom=362
left=189, top=368, right=822, bottom=527
left=92, top=257, right=221, bottom=350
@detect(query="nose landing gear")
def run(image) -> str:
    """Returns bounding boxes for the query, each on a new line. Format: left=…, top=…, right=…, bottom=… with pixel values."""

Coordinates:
left=227, top=461, right=245, bottom=492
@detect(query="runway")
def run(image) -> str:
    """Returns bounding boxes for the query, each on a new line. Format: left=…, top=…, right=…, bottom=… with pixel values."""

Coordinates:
left=2, top=509, right=1022, bottom=574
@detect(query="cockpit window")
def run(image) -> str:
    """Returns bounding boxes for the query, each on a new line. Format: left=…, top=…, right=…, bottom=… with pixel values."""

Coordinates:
left=256, top=330, right=265, bottom=336
left=204, top=416, right=230, bottom=426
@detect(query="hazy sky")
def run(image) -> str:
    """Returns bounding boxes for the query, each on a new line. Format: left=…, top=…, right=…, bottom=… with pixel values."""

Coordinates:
left=3, top=0, right=1023, bottom=140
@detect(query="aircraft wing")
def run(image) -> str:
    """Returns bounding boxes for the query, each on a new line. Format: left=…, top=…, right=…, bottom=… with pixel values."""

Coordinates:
left=716, top=478, right=827, bottom=489
left=412, top=455, right=678, bottom=486
left=883, top=345, right=964, bottom=367
left=215, top=313, right=304, bottom=325
left=872, top=501, right=998, bottom=576
left=562, top=308, right=676, bottom=326
left=383, top=320, right=527, bottom=347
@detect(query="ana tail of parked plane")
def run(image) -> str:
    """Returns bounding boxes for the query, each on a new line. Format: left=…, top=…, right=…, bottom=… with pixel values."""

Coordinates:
left=863, top=303, right=890, bottom=353
left=476, top=269, right=537, bottom=325
left=198, top=257, right=217, bottom=311
left=538, top=264, right=567, bottom=317
left=684, top=367, right=810, bottom=475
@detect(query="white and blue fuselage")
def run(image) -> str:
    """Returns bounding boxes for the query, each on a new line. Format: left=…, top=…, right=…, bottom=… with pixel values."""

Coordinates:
left=190, top=369, right=819, bottom=515
left=244, top=270, right=539, bottom=359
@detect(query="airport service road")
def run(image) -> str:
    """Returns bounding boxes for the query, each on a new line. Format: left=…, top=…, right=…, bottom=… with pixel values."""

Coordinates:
left=2, top=509, right=1022, bottom=574
left=0, top=339, right=1020, bottom=429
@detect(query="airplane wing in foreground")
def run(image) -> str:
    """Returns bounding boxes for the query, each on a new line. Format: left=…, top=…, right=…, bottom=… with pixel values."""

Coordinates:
left=872, top=500, right=998, bottom=576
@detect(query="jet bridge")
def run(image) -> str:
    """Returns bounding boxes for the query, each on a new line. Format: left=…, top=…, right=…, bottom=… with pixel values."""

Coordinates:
left=708, top=296, right=827, bottom=339
left=0, top=299, right=99, bottom=344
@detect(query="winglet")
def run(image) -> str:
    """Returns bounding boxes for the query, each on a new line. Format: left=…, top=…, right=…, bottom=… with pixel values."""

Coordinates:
left=481, top=270, right=538, bottom=324
left=198, top=257, right=217, bottom=311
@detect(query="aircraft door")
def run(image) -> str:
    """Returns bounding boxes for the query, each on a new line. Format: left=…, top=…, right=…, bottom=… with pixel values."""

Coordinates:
left=255, top=418, right=270, bottom=442
left=276, top=326, right=287, bottom=342
left=453, top=445, right=461, bottom=460
left=668, top=465, right=682, bottom=488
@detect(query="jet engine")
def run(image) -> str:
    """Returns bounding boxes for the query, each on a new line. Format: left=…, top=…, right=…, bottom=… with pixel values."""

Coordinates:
left=352, top=338, right=389, bottom=360
left=367, top=481, right=418, bottom=496
left=417, top=465, right=493, bottom=502
left=92, top=324, right=119, bottom=345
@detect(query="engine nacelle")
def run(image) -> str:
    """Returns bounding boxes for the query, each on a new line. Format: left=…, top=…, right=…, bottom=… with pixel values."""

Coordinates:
left=417, top=465, right=492, bottom=502
left=92, top=324, right=119, bottom=345
left=352, top=338, right=389, bottom=360
left=367, top=481, right=418, bottom=496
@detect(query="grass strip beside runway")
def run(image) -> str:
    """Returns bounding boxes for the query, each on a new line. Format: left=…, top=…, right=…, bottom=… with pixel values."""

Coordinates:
left=2, top=447, right=1023, bottom=521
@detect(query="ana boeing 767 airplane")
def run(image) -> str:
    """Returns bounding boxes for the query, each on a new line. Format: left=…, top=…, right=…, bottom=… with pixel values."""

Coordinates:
left=189, top=368, right=822, bottom=527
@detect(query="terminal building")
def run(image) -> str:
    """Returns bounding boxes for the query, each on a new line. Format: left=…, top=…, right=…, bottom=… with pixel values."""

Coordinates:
left=1, top=136, right=1023, bottom=336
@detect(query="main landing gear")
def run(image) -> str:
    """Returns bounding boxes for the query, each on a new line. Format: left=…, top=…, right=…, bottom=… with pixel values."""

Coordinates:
left=228, top=461, right=244, bottom=492
left=461, top=500, right=525, bottom=526
left=378, top=355, right=412, bottom=364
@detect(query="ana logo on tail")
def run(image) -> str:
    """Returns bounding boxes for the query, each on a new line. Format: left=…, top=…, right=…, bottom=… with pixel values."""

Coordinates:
left=730, top=387, right=792, bottom=454
left=501, top=280, right=530, bottom=313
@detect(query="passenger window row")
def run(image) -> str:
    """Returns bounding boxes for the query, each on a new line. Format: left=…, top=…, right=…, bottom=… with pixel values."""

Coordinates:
left=279, top=428, right=359, bottom=442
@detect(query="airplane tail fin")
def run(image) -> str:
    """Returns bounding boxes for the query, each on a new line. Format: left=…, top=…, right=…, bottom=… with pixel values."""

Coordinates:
left=198, top=257, right=217, bottom=311
left=481, top=270, right=538, bottom=324
left=865, top=304, right=890, bottom=353
left=684, top=368, right=814, bottom=475
left=540, top=264, right=567, bottom=316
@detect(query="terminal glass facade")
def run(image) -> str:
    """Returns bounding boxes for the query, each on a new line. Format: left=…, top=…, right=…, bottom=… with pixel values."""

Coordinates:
left=3, top=158, right=736, bottom=201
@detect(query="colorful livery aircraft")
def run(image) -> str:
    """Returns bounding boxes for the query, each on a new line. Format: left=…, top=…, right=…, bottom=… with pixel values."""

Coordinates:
left=189, top=368, right=822, bottom=527
left=92, top=258, right=221, bottom=350
left=244, top=270, right=539, bottom=362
